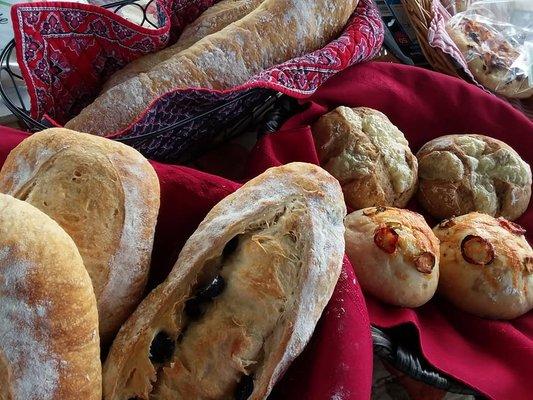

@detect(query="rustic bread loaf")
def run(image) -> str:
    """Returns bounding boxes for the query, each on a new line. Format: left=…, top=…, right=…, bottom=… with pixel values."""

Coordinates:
left=65, top=0, right=359, bottom=135
left=102, top=162, right=346, bottom=400
left=102, top=0, right=264, bottom=91
left=345, top=206, right=440, bottom=307
left=434, top=212, right=533, bottom=319
left=0, top=128, right=160, bottom=344
left=312, top=106, right=418, bottom=210
left=0, top=193, right=101, bottom=400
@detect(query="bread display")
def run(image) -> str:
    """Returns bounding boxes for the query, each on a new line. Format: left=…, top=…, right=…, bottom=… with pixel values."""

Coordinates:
left=345, top=206, right=440, bottom=307
left=0, top=128, right=160, bottom=344
left=446, top=14, right=533, bottom=99
left=103, top=0, right=263, bottom=91
left=102, top=162, right=346, bottom=400
left=64, top=0, right=359, bottom=135
left=417, top=134, right=532, bottom=221
left=434, top=212, right=533, bottom=319
left=312, top=106, right=418, bottom=210
left=0, top=193, right=101, bottom=400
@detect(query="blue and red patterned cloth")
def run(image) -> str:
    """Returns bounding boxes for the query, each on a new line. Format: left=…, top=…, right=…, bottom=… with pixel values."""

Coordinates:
left=10, top=0, right=384, bottom=138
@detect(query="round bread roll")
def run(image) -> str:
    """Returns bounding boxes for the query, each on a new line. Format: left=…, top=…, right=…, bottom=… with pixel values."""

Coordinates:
left=434, top=212, right=533, bottom=319
left=417, top=134, right=532, bottom=221
left=0, top=128, right=160, bottom=344
left=345, top=206, right=440, bottom=307
left=0, top=193, right=101, bottom=400
left=312, top=106, right=418, bottom=210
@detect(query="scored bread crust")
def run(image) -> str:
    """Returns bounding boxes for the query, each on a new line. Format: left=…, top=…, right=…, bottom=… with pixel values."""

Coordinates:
left=345, top=207, right=440, bottom=307
left=417, top=134, right=532, bottom=221
left=434, top=212, right=533, bottom=319
left=65, top=0, right=359, bottom=135
left=312, top=106, right=418, bottom=210
left=0, top=193, right=101, bottom=400
left=446, top=16, right=533, bottom=99
left=102, top=162, right=346, bottom=400
left=0, top=128, right=160, bottom=344
left=102, top=0, right=264, bottom=91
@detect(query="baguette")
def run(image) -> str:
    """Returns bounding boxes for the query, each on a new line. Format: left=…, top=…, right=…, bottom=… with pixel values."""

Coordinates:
left=102, top=0, right=263, bottom=91
left=102, top=162, right=346, bottom=400
left=65, top=0, right=359, bottom=135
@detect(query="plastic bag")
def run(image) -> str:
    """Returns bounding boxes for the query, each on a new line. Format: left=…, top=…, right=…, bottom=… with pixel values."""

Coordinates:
left=446, top=0, right=533, bottom=99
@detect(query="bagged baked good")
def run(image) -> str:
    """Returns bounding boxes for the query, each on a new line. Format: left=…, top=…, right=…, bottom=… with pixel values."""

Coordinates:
left=103, top=162, right=346, bottom=400
left=345, top=206, right=440, bottom=307
left=65, top=0, right=359, bottom=135
left=312, top=106, right=418, bottom=210
left=434, top=212, right=533, bottom=319
left=0, top=193, right=101, bottom=400
left=0, top=128, right=160, bottom=344
left=103, top=0, right=263, bottom=91
left=446, top=1, right=533, bottom=99
left=417, top=134, right=532, bottom=221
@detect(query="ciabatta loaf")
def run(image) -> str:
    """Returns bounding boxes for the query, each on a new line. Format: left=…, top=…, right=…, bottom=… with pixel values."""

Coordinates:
left=103, top=0, right=263, bottom=91
left=0, top=128, right=160, bottom=344
left=0, top=193, right=101, bottom=400
left=102, top=162, right=346, bottom=400
left=65, top=0, right=359, bottom=135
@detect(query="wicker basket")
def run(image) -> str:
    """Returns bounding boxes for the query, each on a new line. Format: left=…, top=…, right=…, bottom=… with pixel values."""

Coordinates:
left=400, top=0, right=460, bottom=77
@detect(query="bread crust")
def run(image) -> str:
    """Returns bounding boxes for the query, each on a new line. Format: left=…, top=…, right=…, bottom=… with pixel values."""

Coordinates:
left=65, top=0, right=359, bottom=135
left=0, top=193, right=101, bottom=400
left=417, top=134, right=532, bottom=221
left=446, top=16, right=533, bottom=99
left=312, top=106, right=418, bottom=210
left=0, top=128, right=160, bottom=343
left=434, top=212, right=533, bottom=319
left=102, top=162, right=346, bottom=400
left=345, top=207, right=440, bottom=307
left=102, top=0, right=264, bottom=91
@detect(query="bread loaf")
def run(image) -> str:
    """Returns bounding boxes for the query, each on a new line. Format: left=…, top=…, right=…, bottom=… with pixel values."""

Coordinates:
left=65, top=0, right=359, bottom=135
left=0, top=193, right=101, bottom=400
left=0, top=128, right=160, bottom=344
left=102, top=162, right=346, bottom=400
left=102, top=0, right=263, bottom=91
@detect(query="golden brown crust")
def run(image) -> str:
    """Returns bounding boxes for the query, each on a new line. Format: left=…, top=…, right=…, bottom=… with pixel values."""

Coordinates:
left=102, top=0, right=264, bottom=91
left=0, top=128, right=160, bottom=343
left=345, top=207, right=440, bottom=307
left=65, top=0, right=359, bottom=135
left=446, top=15, right=533, bottom=99
left=312, top=106, right=418, bottom=210
left=417, top=134, right=532, bottom=221
left=434, top=212, right=533, bottom=319
left=102, top=162, right=346, bottom=400
left=0, top=193, right=101, bottom=400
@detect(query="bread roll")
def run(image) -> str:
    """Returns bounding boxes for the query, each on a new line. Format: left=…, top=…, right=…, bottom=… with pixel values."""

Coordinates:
left=0, top=193, right=101, bottom=400
left=65, top=0, right=359, bottom=135
left=103, top=162, right=346, bottom=400
left=103, top=0, right=263, bottom=91
left=345, top=206, right=439, bottom=307
left=434, top=212, right=533, bottom=319
left=312, top=106, right=418, bottom=210
left=0, top=128, right=160, bottom=343
left=417, top=134, right=532, bottom=221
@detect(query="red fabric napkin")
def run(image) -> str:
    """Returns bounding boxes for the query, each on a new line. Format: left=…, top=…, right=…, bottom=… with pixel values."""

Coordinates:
left=256, top=62, right=533, bottom=400
left=0, top=125, right=373, bottom=400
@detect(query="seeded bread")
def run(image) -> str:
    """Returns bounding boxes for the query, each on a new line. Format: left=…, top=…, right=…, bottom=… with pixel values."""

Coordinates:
left=102, top=162, right=346, bottom=400
left=434, top=212, right=533, bottom=319
left=345, top=206, right=440, bottom=307
left=417, top=134, right=532, bottom=221
left=0, top=193, right=101, bottom=400
left=65, top=0, right=359, bottom=135
left=0, top=128, right=160, bottom=344
left=312, top=106, right=418, bottom=210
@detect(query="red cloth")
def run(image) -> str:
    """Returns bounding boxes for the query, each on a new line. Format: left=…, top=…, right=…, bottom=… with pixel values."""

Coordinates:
left=0, top=126, right=373, bottom=400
